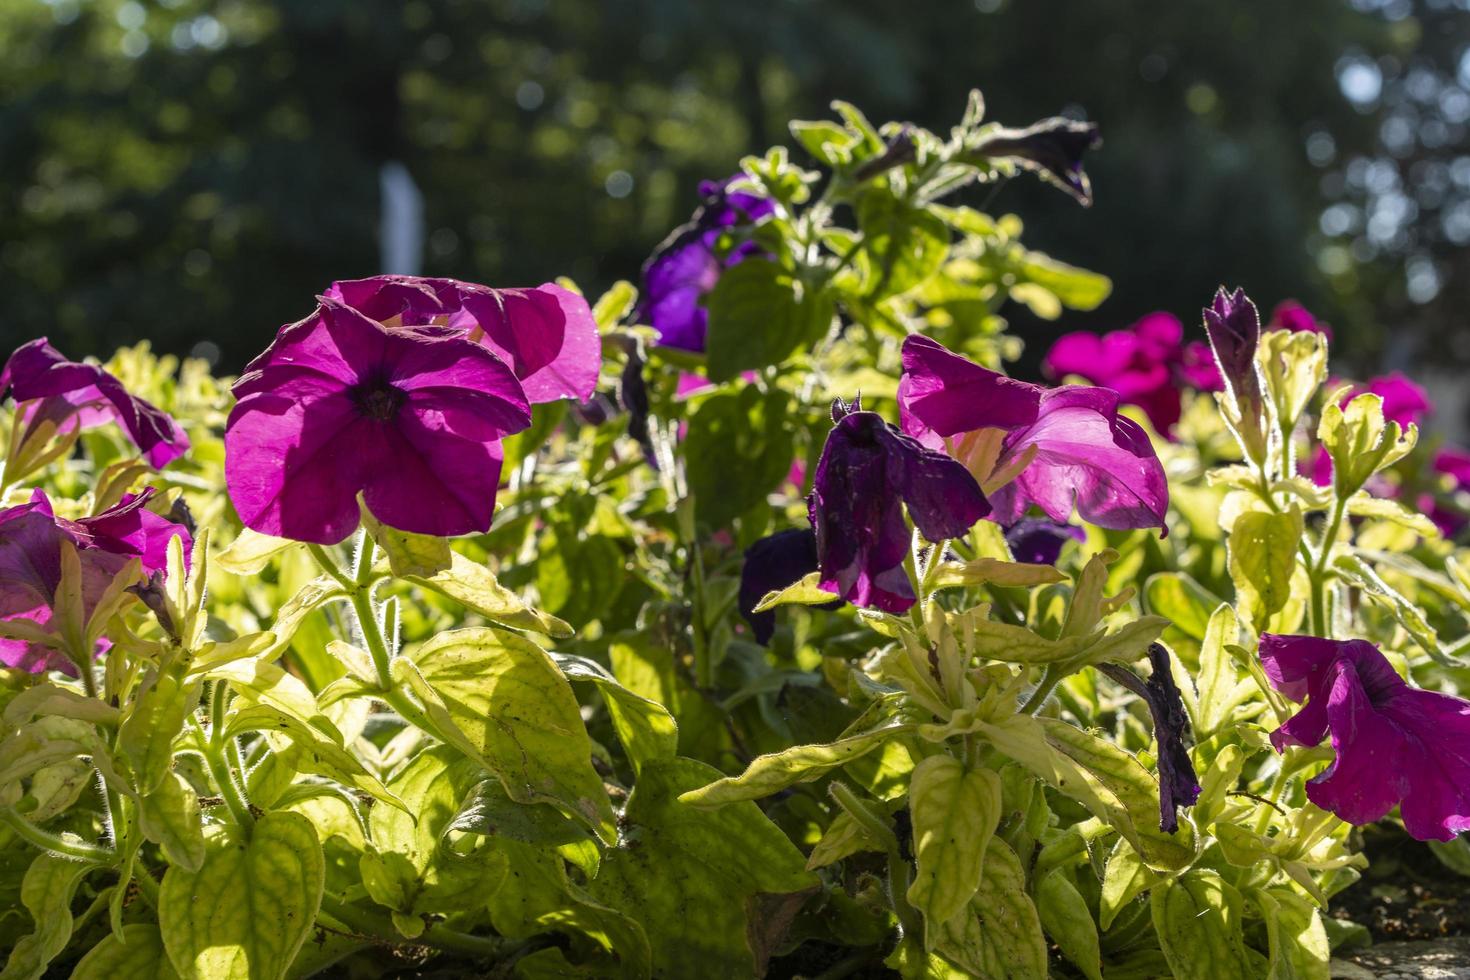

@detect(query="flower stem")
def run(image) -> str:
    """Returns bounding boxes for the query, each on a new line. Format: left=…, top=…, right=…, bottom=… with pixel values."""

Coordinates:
left=1309, top=495, right=1350, bottom=639
left=1021, top=665, right=1062, bottom=715
left=1, top=807, right=115, bottom=865
left=318, top=895, right=527, bottom=959
left=206, top=681, right=255, bottom=832
left=829, top=782, right=922, bottom=940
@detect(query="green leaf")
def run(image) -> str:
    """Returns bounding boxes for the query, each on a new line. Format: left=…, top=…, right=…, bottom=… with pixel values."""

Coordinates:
left=1333, top=553, right=1449, bottom=664
left=449, top=777, right=592, bottom=847
left=359, top=505, right=452, bottom=578
left=684, top=385, right=795, bottom=529
left=1036, top=869, right=1103, bottom=980
left=705, top=259, right=834, bottom=382
left=159, top=812, right=324, bottom=980
left=1099, top=838, right=1152, bottom=930
left=404, top=552, right=572, bottom=637
left=2, top=684, right=120, bottom=728
left=930, top=558, right=1066, bottom=591
left=805, top=809, right=882, bottom=870
left=1319, top=390, right=1417, bottom=496
left=856, top=191, right=949, bottom=297
left=225, top=704, right=406, bottom=813
left=256, top=576, right=347, bottom=659
left=1013, top=248, right=1112, bottom=310
left=1151, top=870, right=1258, bottom=980
left=551, top=653, right=678, bottom=773
left=118, top=668, right=193, bottom=793
left=0, top=855, right=92, bottom=980
left=587, top=757, right=817, bottom=979
left=789, top=119, right=857, bottom=167
left=71, top=924, right=180, bottom=980
left=1228, top=507, right=1304, bottom=627
left=1195, top=604, right=1258, bottom=738
left=532, top=525, right=624, bottom=626
left=214, top=530, right=302, bottom=575
left=138, top=771, right=206, bottom=873
left=751, top=571, right=841, bottom=613
left=363, top=746, right=509, bottom=916
left=402, top=627, right=616, bottom=841
left=1252, top=886, right=1330, bottom=980
left=1143, top=572, right=1223, bottom=643
left=905, top=755, right=1002, bottom=930
left=592, top=280, right=638, bottom=329
left=678, top=721, right=910, bottom=807
left=932, top=838, right=1047, bottom=979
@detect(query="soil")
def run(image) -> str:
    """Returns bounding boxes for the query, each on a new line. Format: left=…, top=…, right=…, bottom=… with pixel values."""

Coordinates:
left=1331, top=829, right=1470, bottom=943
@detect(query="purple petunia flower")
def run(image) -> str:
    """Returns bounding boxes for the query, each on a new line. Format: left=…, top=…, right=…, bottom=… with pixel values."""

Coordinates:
left=970, top=118, right=1102, bottom=206
left=0, top=487, right=190, bottom=674
left=225, top=300, right=531, bottom=545
left=1003, top=518, right=1086, bottom=566
left=1043, top=312, right=1220, bottom=435
left=1098, top=643, right=1200, bottom=833
left=1260, top=634, right=1470, bottom=842
left=1, top=339, right=190, bottom=468
left=808, top=399, right=990, bottom=613
left=1202, top=287, right=1263, bottom=416
left=323, top=274, right=601, bottom=404
left=1268, top=300, right=1334, bottom=341
left=634, top=176, right=776, bottom=352
left=738, top=527, right=841, bottom=645
left=902, top=335, right=1169, bottom=534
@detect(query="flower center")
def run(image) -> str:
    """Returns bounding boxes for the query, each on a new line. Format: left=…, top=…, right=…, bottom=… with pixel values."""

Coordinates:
left=350, top=379, right=406, bottom=422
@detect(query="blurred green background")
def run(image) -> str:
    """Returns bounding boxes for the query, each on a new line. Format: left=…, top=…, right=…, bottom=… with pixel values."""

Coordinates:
left=3, top=0, right=1468, bottom=387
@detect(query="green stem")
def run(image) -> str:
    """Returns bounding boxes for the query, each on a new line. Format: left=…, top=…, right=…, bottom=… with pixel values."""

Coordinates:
left=1309, top=495, right=1350, bottom=639
left=1021, top=665, right=1062, bottom=715
left=308, top=543, right=356, bottom=591
left=1, top=808, right=115, bottom=865
left=318, top=895, right=526, bottom=959
left=350, top=589, right=394, bottom=690
left=829, top=782, right=922, bottom=940
left=206, top=682, right=255, bottom=832
left=1253, top=765, right=1292, bottom=835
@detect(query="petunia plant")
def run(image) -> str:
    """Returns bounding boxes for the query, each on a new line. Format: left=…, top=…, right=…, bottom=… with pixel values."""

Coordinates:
left=1, top=88, right=1469, bottom=980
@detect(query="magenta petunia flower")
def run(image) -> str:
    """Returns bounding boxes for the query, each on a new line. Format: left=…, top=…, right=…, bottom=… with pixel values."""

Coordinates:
left=1, top=339, right=190, bottom=468
left=0, top=488, right=190, bottom=674
left=323, top=274, right=601, bottom=404
left=902, top=335, right=1169, bottom=534
left=635, top=176, right=776, bottom=352
left=1268, top=300, right=1334, bottom=340
left=1043, top=312, right=1220, bottom=435
left=1260, top=633, right=1470, bottom=842
left=809, top=398, right=990, bottom=613
left=225, top=300, right=531, bottom=545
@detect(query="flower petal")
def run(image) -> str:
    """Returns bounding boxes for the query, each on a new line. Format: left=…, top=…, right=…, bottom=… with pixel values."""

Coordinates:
left=898, top=335, right=1040, bottom=446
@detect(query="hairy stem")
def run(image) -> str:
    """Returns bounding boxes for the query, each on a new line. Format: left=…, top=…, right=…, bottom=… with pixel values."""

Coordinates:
left=1, top=807, right=115, bottom=865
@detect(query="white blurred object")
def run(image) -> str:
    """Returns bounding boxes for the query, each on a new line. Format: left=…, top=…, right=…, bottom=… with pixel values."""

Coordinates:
left=379, top=161, right=424, bottom=275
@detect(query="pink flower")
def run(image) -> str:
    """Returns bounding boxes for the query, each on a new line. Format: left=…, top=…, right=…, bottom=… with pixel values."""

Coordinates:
left=1043, top=312, right=1220, bottom=435
left=1261, top=634, right=1470, bottom=842
left=1268, top=300, right=1333, bottom=340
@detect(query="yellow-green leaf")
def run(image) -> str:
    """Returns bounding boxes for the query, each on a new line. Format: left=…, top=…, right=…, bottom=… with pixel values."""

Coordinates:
left=71, top=925, right=180, bottom=980
left=905, top=755, right=1002, bottom=931
left=751, top=571, right=841, bottom=613
left=932, top=838, right=1046, bottom=978
left=679, top=722, right=910, bottom=808
left=405, top=552, right=572, bottom=637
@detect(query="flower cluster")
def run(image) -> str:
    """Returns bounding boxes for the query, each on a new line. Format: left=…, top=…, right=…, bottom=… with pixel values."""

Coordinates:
left=224, top=276, right=602, bottom=545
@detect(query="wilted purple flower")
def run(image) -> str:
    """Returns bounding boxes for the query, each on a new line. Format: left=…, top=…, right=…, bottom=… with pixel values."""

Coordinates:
left=634, top=176, right=776, bottom=351
left=323, top=274, right=601, bottom=404
left=1099, top=643, right=1200, bottom=833
left=1004, top=519, right=1086, bottom=566
left=1043, top=312, right=1220, bottom=435
left=1261, top=633, right=1470, bottom=842
left=0, top=488, right=190, bottom=674
left=1201, top=287, right=1263, bottom=416
left=226, top=300, right=531, bottom=545
left=738, top=528, right=841, bottom=644
left=1, top=339, right=189, bottom=468
left=971, top=118, right=1102, bottom=205
left=809, top=399, right=990, bottom=613
left=901, top=335, right=1169, bottom=534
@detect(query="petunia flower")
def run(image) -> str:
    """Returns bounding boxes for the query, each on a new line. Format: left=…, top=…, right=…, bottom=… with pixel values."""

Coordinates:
left=634, top=176, right=776, bottom=352
left=0, top=488, right=190, bottom=674
left=323, top=274, right=601, bottom=404
left=1, top=339, right=190, bottom=468
left=808, top=399, right=990, bottom=613
left=1098, top=643, right=1200, bottom=833
left=902, top=335, right=1169, bottom=534
left=1003, top=518, right=1085, bottom=566
left=1268, top=300, right=1334, bottom=341
left=738, top=527, right=840, bottom=645
left=1260, top=633, right=1470, bottom=842
left=225, top=300, right=531, bottom=545
left=1201, top=287, right=1262, bottom=413
left=970, top=117, right=1102, bottom=206
left=1043, top=312, right=1220, bottom=435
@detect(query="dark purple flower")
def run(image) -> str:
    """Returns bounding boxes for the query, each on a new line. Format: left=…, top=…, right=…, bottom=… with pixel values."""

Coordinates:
left=323, top=274, right=601, bottom=404
left=1261, top=634, right=1470, bottom=842
left=0, top=488, right=190, bottom=674
left=1043, top=313, right=1220, bottom=435
left=809, top=399, right=990, bottom=613
left=634, top=176, right=776, bottom=351
left=1268, top=300, right=1334, bottom=341
left=1, top=339, right=189, bottom=468
left=902, top=336, right=1168, bottom=534
left=738, top=528, right=840, bottom=645
left=226, top=300, right=531, bottom=545
left=971, top=118, right=1102, bottom=205
left=1099, top=643, right=1201, bottom=833
left=1201, top=286, right=1263, bottom=418
left=1003, top=519, right=1085, bottom=566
